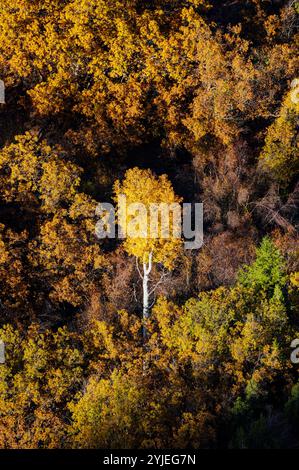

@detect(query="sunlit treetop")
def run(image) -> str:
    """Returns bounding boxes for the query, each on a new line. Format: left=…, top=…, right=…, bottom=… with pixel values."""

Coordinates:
left=113, top=167, right=183, bottom=269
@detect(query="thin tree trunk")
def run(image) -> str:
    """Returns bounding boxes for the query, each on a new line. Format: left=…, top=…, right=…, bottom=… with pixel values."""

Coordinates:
left=142, top=251, right=152, bottom=339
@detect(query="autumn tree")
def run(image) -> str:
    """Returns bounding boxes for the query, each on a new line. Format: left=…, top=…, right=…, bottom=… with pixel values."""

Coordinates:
left=0, top=1, right=296, bottom=157
left=0, top=225, right=29, bottom=320
left=259, top=90, right=299, bottom=183
left=113, top=167, right=182, bottom=336
left=0, top=324, right=85, bottom=448
left=0, top=133, right=106, bottom=314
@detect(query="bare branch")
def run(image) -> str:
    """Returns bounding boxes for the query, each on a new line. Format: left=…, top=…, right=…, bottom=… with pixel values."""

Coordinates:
left=136, top=257, right=143, bottom=279
left=133, top=283, right=139, bottom=303
left=149, top=269, right=169, bottom=296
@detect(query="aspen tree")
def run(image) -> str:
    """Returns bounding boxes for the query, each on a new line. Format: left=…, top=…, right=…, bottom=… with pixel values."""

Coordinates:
left=114, top=168, right=182, bottom=337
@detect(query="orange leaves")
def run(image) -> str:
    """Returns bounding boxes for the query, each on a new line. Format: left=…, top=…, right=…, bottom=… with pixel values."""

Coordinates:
left=0, top=132, right=106, bottom=308
left=0, top=133, right=82, bottom=211
left=0, top=225, right=29, bottom=310
left=30, top=211, right=105, bottom=306
left=0, top=1, right=296, bottom=156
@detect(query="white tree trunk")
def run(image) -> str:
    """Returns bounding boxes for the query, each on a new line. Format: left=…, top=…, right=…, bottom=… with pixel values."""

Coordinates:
left=142, top=252, right=152, bottom=339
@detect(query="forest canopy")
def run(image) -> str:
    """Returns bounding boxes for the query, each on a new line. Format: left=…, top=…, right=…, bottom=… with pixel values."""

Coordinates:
left=0, top=0, right=298, bottom=449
